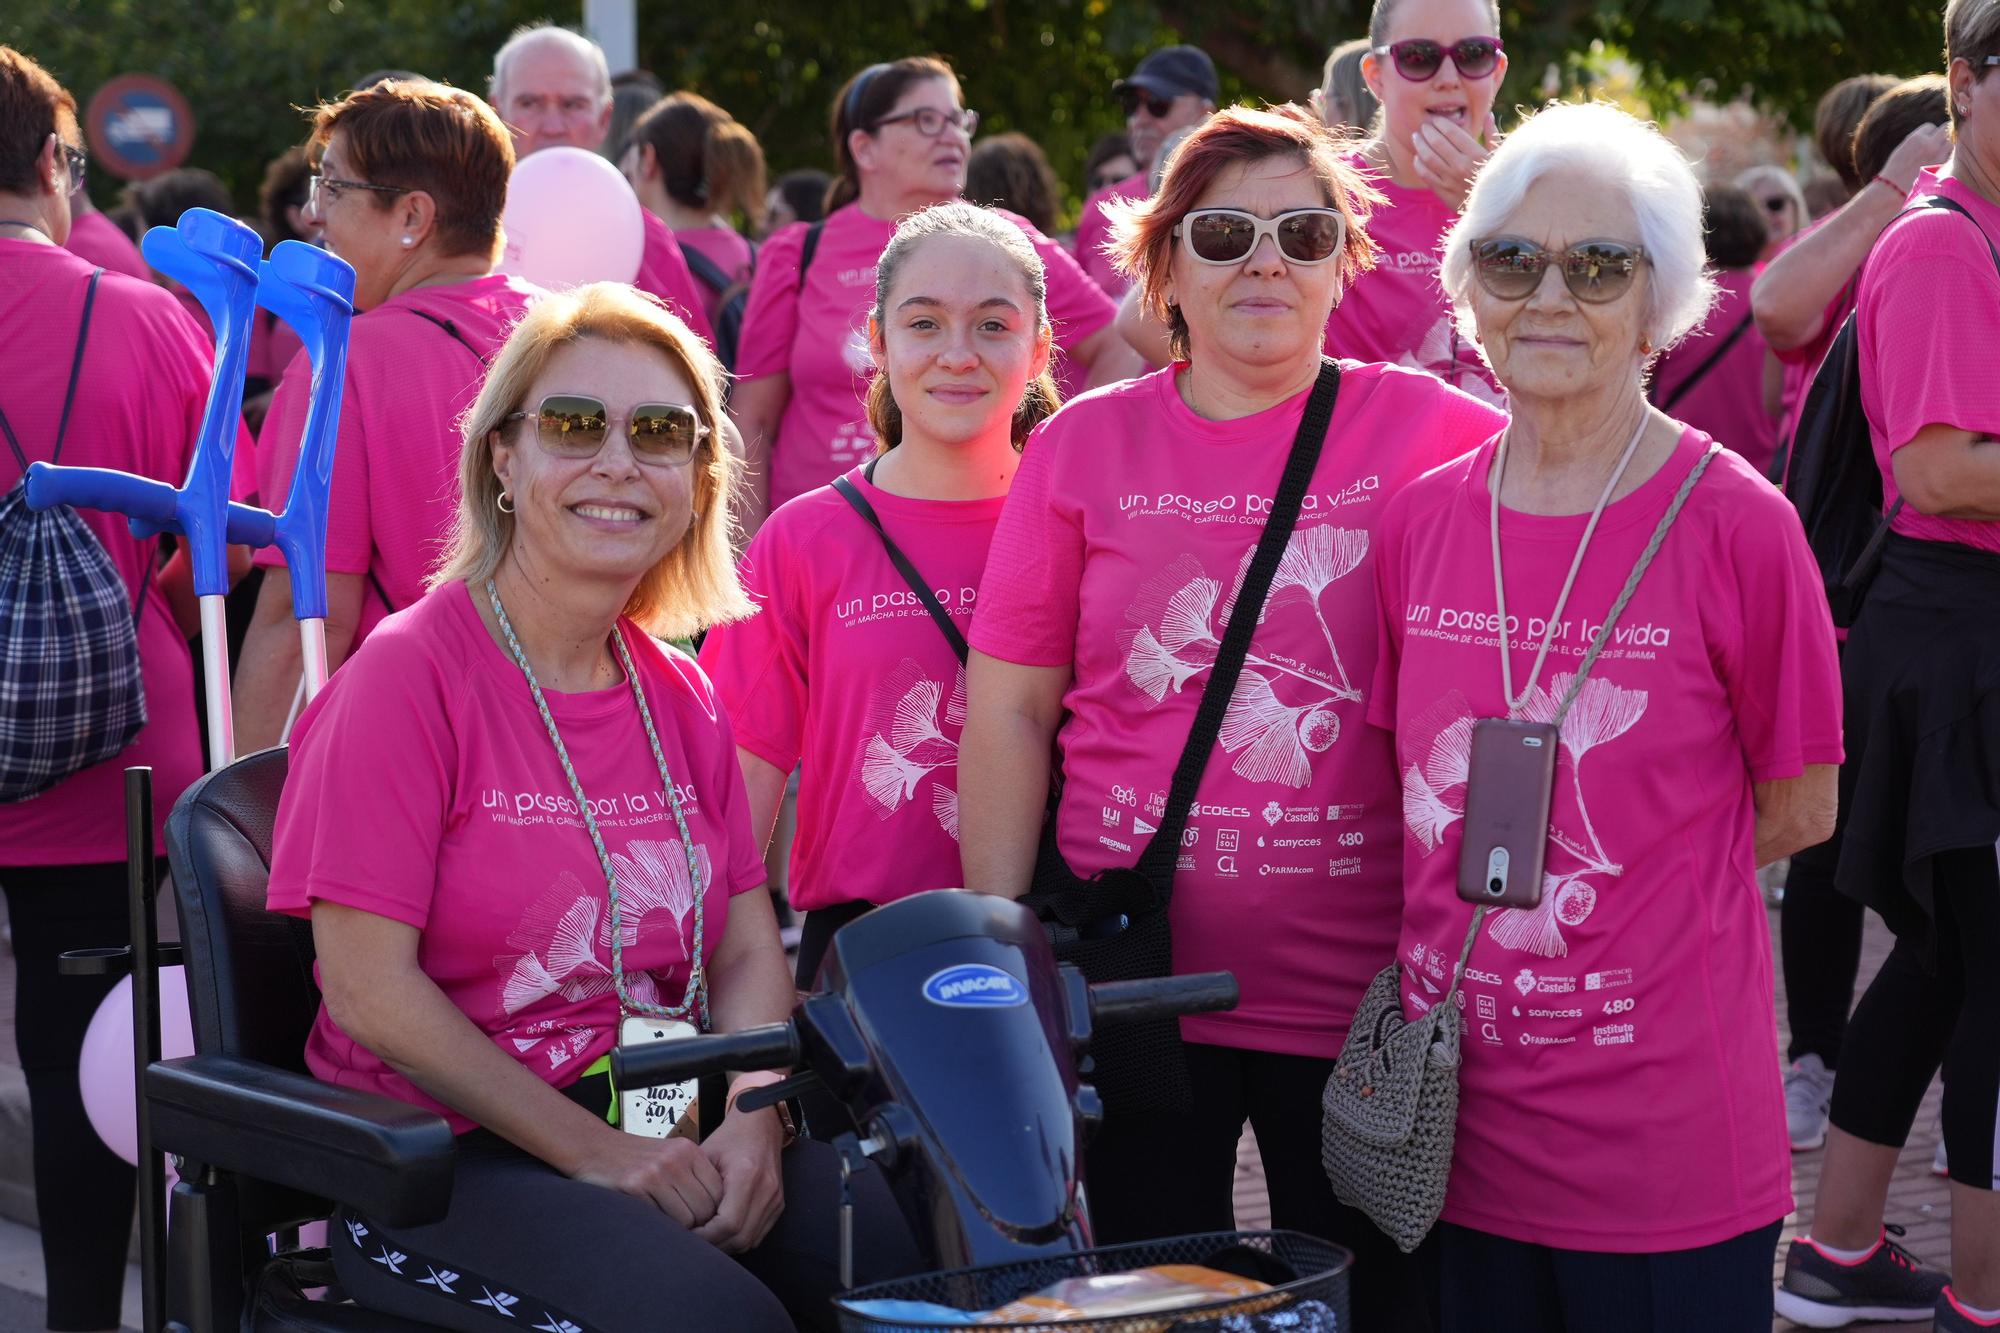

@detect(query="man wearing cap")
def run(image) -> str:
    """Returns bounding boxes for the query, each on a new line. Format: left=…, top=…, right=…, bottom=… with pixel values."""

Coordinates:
left=1073, top=44, right=1218, bottom=295
left=486, top=23, right=713, bottom=346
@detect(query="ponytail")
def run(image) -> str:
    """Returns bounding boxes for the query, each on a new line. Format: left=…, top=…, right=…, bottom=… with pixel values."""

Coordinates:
left=703, top=118, right=767, bottom=232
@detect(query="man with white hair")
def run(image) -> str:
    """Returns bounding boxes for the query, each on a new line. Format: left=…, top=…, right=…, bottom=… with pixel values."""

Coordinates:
left=487, top=23, right=714, bottom=346
left=490, top=23, right=614, bottom=157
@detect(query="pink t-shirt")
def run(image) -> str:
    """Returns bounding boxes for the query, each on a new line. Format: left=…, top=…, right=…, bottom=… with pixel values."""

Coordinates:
left=1771, top=214, right=1858, bottom=462
left=1649, top=269, right=1779, bottom=476
left=63, top=211, right=150, bottom=281
left=677, top=224, right=755, bottom=326
left=1858, top=169, right=2000, bottom=554
left=1325, top=157, right=1503, bottom=406
left=255, top=273, right=541, bottom=636
left=634, top=210, right=717, bottom=350
left=699, top=466, right=1002, bottom=911
left=0, top=241, right=206, bottom=864
left=267, top=580, right=766, bottom=1132
left=249, top=308, right=305, bottom=391
left=736, top=204, right=1117, bottom=512
left=973, top=363, right=1506, bottom=1055
left=1369, top=429, right=1842, bottom=1251
left=1073, top=171, right=1146, bottom=297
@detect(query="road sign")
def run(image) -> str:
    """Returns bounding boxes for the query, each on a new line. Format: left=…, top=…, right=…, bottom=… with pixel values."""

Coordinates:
left=86, top=75, right=196, bottom=181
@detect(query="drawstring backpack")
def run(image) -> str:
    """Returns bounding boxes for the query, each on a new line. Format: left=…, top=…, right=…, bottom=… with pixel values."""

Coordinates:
left=0, top=267, right=153, bottom=801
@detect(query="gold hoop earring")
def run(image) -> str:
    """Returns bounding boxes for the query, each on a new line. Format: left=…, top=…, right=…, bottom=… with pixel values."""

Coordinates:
left=496, top=491, right=515, bottom=514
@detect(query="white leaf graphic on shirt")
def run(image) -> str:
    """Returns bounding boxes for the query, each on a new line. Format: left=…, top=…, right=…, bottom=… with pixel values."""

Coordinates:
left=494, top=839, right=712, bottom=1019
left=1217, top=672, right=1339, bottom=788
left=1402, top=676, right=1645, bottom=957
left=853, top=658, right=964, bottom=840
left=1218, top=526, right=1368, bottom=702
left=1118, top=548, right=1353, bottom=789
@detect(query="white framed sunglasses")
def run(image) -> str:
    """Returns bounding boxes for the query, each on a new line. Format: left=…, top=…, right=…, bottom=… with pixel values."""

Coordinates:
left=1175, top=208, right=1347, bottom=266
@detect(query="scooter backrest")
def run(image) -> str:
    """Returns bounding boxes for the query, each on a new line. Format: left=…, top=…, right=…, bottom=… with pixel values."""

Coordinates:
left=818, top=891, right=1086, bottom=1265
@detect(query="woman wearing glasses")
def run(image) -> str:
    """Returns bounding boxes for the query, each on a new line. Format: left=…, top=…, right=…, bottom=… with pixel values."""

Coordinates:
left=701, top=203, right=1058, bottom=987
left=1332, top=0, right=1507, bottom=400
left=960, top=105, right=1505, bottom=1332
left=234, top=80, right=543, bottom=750
left=1372, top=103, right=1840, bottom=1332
left=730, top=56, right=1137, bottom=531
left=1114, top=0, right=1509, bottom=403
left=267, top=283, right=917, bottom=1331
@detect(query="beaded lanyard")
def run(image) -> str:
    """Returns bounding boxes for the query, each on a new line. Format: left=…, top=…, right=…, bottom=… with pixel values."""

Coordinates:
left=487, top=579, right=710, bottom=1029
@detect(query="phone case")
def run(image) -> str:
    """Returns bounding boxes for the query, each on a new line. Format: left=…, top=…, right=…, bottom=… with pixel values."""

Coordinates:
left=1455, top=718, right=1559, bottom=908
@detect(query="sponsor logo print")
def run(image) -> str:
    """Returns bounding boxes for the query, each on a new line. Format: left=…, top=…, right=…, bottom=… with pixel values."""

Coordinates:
left=1181, top=827, right=1200, bottom=848
left=1593, top=1023, right=1636, bottom=1047
left=1326, top=804, right=1364, bottom=821
left=1215, top=830, right=1241, bottom=852
left=1176, top=853, right=1196, bottom=871
left=1194, top=804, right=1252, bottom=819
left=922, top=964, right=1027, bottom=1009
left=1101, top=807, right=1121, bottom=828
left=1519, top=1033, right=1576, bottom=1047
left=1513, top=969, right=1537, bottom=996
left=1133, top=816, right=1158, bottom=836
left=1098, top=836, right=1133, bottom=854
left=1216, top=855, right=1239, bottom=877
left=1327, top=857, right=1362, bottom=877
left=1526, top=1007, right=1582, bottom=1019
left=1480, top=1022, right=1502, bottom=1045
left=1464, top=968, right=1503, bottom=986
left=1263, top=801, right=1285, bottom=826
left=1260, top=864, right=1314, bottom=876
left=1585, top=968, right=1633, bottom=992
left=1476, top=995, right=1497, bottom=1020
left=1268, top=836, right=1322, bottom=849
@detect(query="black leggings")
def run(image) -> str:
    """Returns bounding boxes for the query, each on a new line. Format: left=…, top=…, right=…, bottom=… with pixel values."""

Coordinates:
left=329, top=1130, right=922, bottom=1332
left=1830, top=844, right=2000, bottom=1189
left=1, top=862, right=140, bottom=1333
left=1083, top=1041, right=1436, bottom=1333
left=1434, top=1219, right=1784, bottom=1333
left=1780, top=827, right=1866, bottom=1067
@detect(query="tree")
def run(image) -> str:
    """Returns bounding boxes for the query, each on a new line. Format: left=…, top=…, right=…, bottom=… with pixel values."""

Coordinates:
left=3, top=0, right=1955, bottom=225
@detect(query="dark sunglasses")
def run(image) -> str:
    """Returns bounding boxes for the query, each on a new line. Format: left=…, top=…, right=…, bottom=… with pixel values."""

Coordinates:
left=504, top=394, right=709, bottom=467
left=1177, top=208, right=1347, bottom=266
left=60, top=143, right=87, bottom=194
left=1120, top=88, right=1175, bottom=119
left=1471, top=236, right=1651, bottom=304
left=1761, top=196, right=1794, bottom=215
left=1373, top=36, right=1504, bottom=82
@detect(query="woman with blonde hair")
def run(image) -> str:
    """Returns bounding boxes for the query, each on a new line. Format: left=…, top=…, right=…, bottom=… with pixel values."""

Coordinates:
left=265, top=283, right=917, bottom=1330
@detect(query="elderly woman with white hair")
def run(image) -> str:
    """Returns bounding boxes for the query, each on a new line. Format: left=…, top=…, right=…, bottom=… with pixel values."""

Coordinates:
left=1369, top=102, right=1843, bottom=1331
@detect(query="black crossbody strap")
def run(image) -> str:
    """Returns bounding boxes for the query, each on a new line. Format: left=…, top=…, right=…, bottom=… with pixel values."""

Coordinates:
left=1654, top=310, right=1752, bottom=411
left=1, top=266, right=101, bottom=471
left=1133, top=358, right=1341, bottom=886
left=831, top=469, right=969, bottom=663
left=405, top=307, right=492, bottom=367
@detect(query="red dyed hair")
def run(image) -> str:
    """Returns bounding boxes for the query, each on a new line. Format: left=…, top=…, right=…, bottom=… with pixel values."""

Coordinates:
left=1107, top=104, right=1382, bottom=362
left=0, top=46, right=78, bottom=197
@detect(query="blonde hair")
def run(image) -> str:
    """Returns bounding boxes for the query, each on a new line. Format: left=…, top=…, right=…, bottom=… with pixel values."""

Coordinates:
left=431, top=283, right=753, bottom=639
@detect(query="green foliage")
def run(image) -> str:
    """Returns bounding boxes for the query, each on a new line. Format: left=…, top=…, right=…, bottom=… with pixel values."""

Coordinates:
left=2, top=0, right=1957, bottom=225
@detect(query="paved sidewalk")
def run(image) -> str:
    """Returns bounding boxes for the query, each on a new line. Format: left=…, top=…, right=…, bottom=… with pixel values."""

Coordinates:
left=0, top=898, right=1952, bottom=1331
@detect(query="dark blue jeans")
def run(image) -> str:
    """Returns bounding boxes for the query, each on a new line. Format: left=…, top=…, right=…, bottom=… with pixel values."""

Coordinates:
left=1436, top=1219, right=1784, bottom=1333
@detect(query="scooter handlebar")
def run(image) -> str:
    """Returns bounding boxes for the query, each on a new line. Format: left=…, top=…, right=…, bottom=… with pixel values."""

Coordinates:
left=609, top=1022, right=800, bottom=1092
left=1088, top=972, right=1239, bottom=1026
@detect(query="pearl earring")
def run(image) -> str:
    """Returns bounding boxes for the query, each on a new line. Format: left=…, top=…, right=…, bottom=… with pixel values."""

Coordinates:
left=401, top=235, right=414, bottom=248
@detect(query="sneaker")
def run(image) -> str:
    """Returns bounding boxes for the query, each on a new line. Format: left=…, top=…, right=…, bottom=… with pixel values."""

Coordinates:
left=1775, top=1230, right=1951, bottom=1327
left=1786, top=1054, right=1837, bottom=1150
left=1936, top=1287, right=2000, bottom=1331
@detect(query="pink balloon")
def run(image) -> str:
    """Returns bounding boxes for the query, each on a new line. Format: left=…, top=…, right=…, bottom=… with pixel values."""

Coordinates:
left=79, top=966, right=196, bottom=1165
left=497, top=147, right=645, bottom=289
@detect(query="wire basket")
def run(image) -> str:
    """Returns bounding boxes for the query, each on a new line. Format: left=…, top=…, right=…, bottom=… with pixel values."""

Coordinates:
left=835, top=1229, right=1351, bottom=1333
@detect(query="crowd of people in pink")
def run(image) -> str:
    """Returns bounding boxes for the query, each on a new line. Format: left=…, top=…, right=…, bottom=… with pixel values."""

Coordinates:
left=3, top=0, right=1999, bottom=1329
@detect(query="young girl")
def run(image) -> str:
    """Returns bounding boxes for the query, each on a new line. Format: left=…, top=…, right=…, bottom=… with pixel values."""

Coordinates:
left=701, top=202, right=1058, bottom=984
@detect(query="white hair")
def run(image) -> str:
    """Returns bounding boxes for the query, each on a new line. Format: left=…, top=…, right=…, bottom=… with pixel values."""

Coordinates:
left=1440, top=102, right=1715, bottom=357
left=489, top=23, right=612, bottom=107
left=1733, top=164, right=1808, bottom=217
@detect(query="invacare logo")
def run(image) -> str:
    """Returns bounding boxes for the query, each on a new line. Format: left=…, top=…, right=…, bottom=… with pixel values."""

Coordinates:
left=922, top=964, right=1027, bottom=1009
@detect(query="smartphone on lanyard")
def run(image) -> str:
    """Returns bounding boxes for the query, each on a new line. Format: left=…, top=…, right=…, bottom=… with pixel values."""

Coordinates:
left=1456, top=718, right=1559, bottom=907
left=616, top=1015, right=701, bottom=1138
